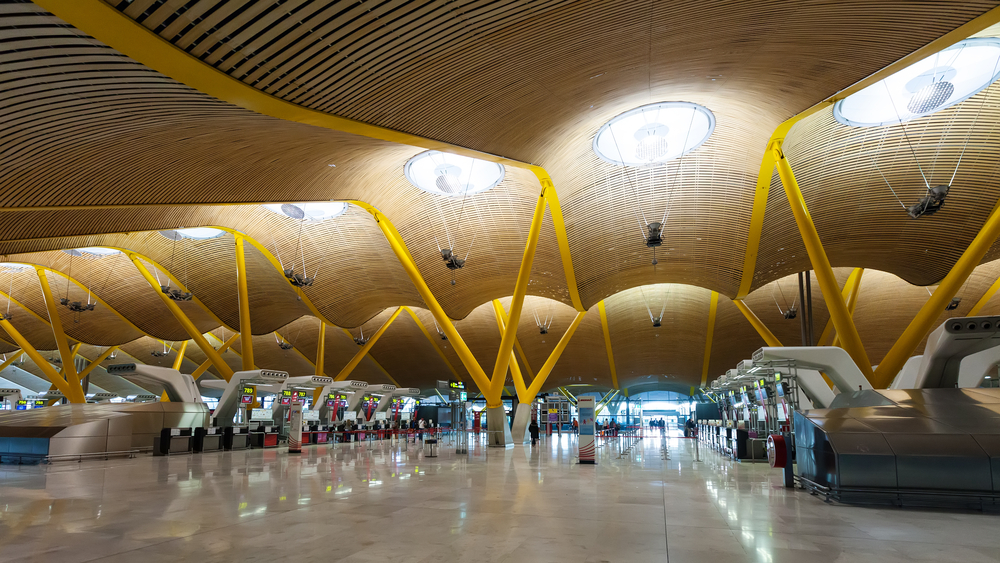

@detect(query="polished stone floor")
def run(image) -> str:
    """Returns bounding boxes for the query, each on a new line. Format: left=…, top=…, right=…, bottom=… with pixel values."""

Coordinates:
left=0, top=431, right=998, bottom=562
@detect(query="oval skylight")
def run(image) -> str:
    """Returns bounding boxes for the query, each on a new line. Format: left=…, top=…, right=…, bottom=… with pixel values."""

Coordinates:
left=0, top=262, right=32, bottom=271
left=62, top=247, right=121, bottom=258
left=404, top=151, right=505, bottom=197
left=834, top=38, right=1000, bottom=127
left=593, top=101, right=716, bottom=167
left=262, top=201, right=347, bottom=222
left=159, top=228, right=225, bottom=240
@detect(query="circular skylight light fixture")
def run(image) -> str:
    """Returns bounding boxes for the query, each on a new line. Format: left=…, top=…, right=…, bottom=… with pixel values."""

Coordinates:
left=404, top=151, right=505, bottom=197
left=834, top=38, right=1000, bottom=127
left=262, top=201, right=347, bottom=222
left=593, top=101, right=716, bottom=167
left=0, top=262, right=32, bottom=271
left=62, top=247, right=121, bottom=258
left=158, top=228, right=225, bottom=241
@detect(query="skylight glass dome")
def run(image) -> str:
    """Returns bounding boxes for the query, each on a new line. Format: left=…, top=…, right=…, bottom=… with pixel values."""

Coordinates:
left=159, top=228, right=225, bottom=240
left=262, top=201, right=347, bottom=222
left=62, top=247, right=121, bottom=258
left=834, top=38, right=1000, bottom=127
left=0, top=262, right=32, bottom=271
left=593, top=101, right=716, bottom=167
left=404, top=151, right=505, bottom=197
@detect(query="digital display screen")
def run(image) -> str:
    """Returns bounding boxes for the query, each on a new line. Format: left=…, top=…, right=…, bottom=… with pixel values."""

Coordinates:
left=449, top=380, right=465, bottom=389
left=33, top=400, right=45, bottom=407
left=327, top=399, right=336, bottom=407
left=242, top=386, right=254, bottom=395
left=280, top=398, right=290, bottom=405
left=15, top=400, right=27, bottom=410
left=241, top=394, right=253, bottom=404
left=282, top=390, right=292, bottom=397
left=328, top=393, right=336, bottom=400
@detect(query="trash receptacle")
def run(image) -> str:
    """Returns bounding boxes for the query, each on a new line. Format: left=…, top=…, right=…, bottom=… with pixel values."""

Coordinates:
left=424, top=438, right=438, bottom=457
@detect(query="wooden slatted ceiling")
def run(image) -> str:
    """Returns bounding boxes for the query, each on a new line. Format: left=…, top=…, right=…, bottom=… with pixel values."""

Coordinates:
left=753, top=24, right=1000, bottom=291
left=365, top=309, right=457, bottom=390
left=275, top=315, right=394, bottom=385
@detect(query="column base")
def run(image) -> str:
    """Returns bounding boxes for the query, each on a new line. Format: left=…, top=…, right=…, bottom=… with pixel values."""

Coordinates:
left=486, top=406, right=513, bottom=448
left=510, top=402, right=532, bottom=444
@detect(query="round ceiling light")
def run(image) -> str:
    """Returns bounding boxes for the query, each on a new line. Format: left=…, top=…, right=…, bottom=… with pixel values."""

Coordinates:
left=593, top=101, right=716, bottom=167
left=404, top=151, right=505, bottom=197
left=0, top=262, right=32, bottom=271
left=159, top=228, right=225, bottom=240
left=834, top=38, right=1000, bottom=127
left=62, top=247, right=121, bottom=258
left=262, top=201, right=347, bottom=222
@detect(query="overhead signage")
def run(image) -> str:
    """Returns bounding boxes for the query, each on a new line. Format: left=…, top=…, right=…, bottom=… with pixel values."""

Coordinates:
left=242, top=386, right=255, bottom=395
left=459, top=391, right=467, bottom=402
left=282, top=390, right=292, bottom=397
left=449, top=380, right=465, bottom=389
left=15, top=399, right=27, bottom=410
left=240, top=395, right=254, bottom=404
left=33, top=400, right=45, bottom=407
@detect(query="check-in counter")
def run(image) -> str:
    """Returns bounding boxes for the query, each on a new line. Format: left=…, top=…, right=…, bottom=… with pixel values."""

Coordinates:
left=194, top=427, right=223, bottom=452
left=250, top=425, right=280, bottom=448
left=224, top=426, right=250, bottom=450
left=154, top=427, right=193, bottom=456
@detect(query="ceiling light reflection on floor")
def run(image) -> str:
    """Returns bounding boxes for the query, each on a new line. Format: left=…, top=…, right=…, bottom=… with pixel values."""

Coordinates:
left=834, top=38, right=1000, bottom=127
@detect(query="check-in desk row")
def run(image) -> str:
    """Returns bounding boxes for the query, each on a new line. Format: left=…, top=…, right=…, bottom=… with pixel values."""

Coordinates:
left=155, top=427, right=253, bottom=455
left=698, top=423, right=755, bottom=460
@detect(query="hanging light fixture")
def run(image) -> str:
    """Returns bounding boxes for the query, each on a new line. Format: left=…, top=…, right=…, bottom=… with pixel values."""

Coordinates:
left=404, top=151, right=504, bottom=197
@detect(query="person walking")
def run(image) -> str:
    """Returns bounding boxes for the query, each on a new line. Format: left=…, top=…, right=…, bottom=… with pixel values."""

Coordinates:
left=529, top=419, right=540, bottom=446
left=572, top=418, right=579, bottom=434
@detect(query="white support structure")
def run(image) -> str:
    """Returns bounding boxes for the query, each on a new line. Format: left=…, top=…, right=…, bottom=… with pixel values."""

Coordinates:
left=911, top=317, right=1000, bottom=389
left=0, top=388, right=22, bottom=409
left=375, top=387, right=418, bottom=413
left=889, top=356, right=924, bottom=389
left=203, top=369, right=288, bottom=427
left=315, top=380, right=368, bottom=423
left=753, top=347, right=873, bottom=394
left=107, top=364, right=203, bottom=403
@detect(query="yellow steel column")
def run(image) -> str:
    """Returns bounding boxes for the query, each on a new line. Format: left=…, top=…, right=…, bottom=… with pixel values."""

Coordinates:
left=34, top=267, right=85, bottom=402
left=525, top=311, right=586, bottom=397
left=77, top=346, right=118, bottom=379
left=831, top=269, right=865, bottom=348
left=311, top=322, right=327, bottom=406
left=351, top=201, right=491, bottom=395
left=597, top=301, right=619, bottom=389
left=969, top=275, right=1000, bottom=316
left=700, top=291, right=719, bottom=387
left=130, top=254, right=235, bottom=381
left=534, top=167, right=585, bottom=312
left=817, top=268, right=862, bottom=346
left=333, top=308, right=402, bottom=381
left=873, top=203, right=1000, bottom=387
left=171, top=340, right=188, bottom=371
left=733, top=300, right=783, bottom=347
left=490, top=193, right=547, bottom=401
left=0, top=350, right=21, bottom=373
left=492, top=300, right=529, bottom=402
left=773, top=147, right=873, bottom=380
left=0, top=318, right=78, bottom=400
left=234, top=236, right=254, bottom=371
left=191, top=333, right=238, bottom=379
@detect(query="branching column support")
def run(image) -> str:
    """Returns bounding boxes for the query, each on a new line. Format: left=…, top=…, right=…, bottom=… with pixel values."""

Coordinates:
left=34, top=267, right=85, bottom=402
left=234, top=236, right=254, bottom=371
left=969, top=274, right=1000, bottom=316
left=0, top=350, right=21, bottom=373
left=172, top=340, right=188, bottom=371
left=77, top=346, right=119, bottom=380
left=0, top=318, right=79, bottom=401
left=524, top=312, right=586, bottom=398
left=191, top=334, right=238, bottom=380
left=401, top=307, right=462, bottom=381
left=333, top=308, right=402, bottom=381
left=733, top=300, right=783, bottom=347
left=492, top=300, right=529, bottom=402
left=772, top=146, right=873, bottom=381
left=130, top=254, right=235, bottom=381
left=873, top=202, right=1000, bottom=387
left=831, top=270, right=864, bottom=349
left=489, top=192, right=547, bottom=402
left=817, top=268, right=863, bottom=346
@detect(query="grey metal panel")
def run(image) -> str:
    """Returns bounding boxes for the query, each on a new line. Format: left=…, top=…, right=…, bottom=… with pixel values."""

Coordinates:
left=828, top=433, right=898, bottom=489
left=829, top=390, right=895, bottom=409
left=106, top=414, right=132, bottom=437
left=53, top=419, right=111, bottom=438
left=106, top=435, right=132, bottom=452
left=972, top=435, right=1000, bottom=491
left=808, top=418, right=879, bottom=433
left=860, top=416, right=962, bottom=434
left=884, top=434, right=992, bottom=491
left=48, top=435, right=108, bottom=457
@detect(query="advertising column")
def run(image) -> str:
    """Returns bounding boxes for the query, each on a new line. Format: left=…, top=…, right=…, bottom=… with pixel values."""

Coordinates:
left=578, top=396, right=596, bottom=464
left=288, top=400, right=303, bottom=454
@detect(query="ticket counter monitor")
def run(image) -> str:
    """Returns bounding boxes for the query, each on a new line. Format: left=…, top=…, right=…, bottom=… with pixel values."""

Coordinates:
left=376, top=387, right=419, bottom=416
left=315, top=380, right=368, bottom=423
left=268, top=375, right=333, bottom=433
left=247, top=407, right=278, bottom=448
